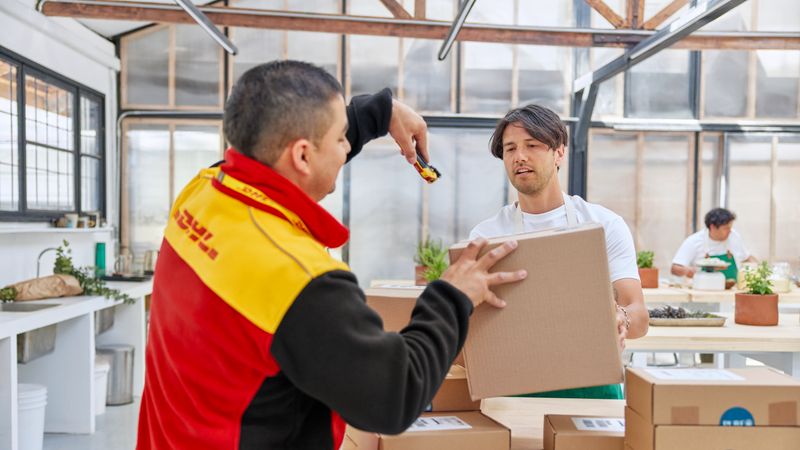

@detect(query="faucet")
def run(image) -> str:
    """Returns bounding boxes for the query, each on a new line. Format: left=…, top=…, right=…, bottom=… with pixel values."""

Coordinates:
left=36, top=247, right=57, bottom=278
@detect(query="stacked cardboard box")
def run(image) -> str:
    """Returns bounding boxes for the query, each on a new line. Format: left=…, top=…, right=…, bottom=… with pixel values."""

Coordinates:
left=543, top=414, right=624, bottom=450
left=624, top=367, right=800, bottom=450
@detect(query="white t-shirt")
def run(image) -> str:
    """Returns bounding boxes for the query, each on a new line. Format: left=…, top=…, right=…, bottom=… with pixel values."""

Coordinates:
left=469, top=194, right=640, bottom=282
left=671, top=229, right=751, bottom=268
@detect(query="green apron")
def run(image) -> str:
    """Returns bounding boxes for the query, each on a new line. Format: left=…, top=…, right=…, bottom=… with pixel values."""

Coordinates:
left=512, top=192, right=624, bottom=400
left=707, top=251, right=737, bottom=281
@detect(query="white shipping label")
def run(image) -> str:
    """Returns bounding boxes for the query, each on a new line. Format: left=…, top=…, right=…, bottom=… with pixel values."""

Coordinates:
left=405, top=416, right=472, bottom=433
left=645, top=368, right=745, bottom=381
left=571, top=417, right=625, bottom=433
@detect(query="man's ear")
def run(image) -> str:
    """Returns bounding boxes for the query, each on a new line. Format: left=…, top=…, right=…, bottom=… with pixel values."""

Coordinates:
left=286, top=138, right=314, bottom=176
left=554, top=145, right=566, bottom=169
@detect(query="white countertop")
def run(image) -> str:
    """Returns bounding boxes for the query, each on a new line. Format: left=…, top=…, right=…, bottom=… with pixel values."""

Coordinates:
left=0, top=279, right=153, bottom=339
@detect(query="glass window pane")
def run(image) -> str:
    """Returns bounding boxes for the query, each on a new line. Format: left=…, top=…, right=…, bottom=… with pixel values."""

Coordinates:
left=25, top=74, right=74, bottom=151
left=80, top=96, right=101, bottom=156
left=349, top=136, right=421, bottom=287
left=350, top=35, right=398, bottom=98
left=628, top=50, right=692, bottom=119
left=728, top=135, right=771, bottom=260
left=0, top=59, right=18, bottom=211
left=755, top=0, right=800, bottom=31
left=698, top=134, right=722, bottom=229
left=592, top=48, right=623, bottom=117
left=126, top=123, right=170, bottom=256
left=703, top=50, right=748, bottom=118
left=81, top=156, right=100, bottom=212
left=287, top=32, right=339, bottom=79
left=775, top=135, right=800, bottom=264
left=703, top=2, right=752, bottom=31
left=755, top=50, right=800, bottom=119
left=402, top=39, right=453, bottom=113
left=231, top=28, right=284, bottom=85
left=175, top=25, right=222, bottom=107
left=587, top=132, right=636, bottom=230
left=425, top=0, right=454, bottom=21
left=462, top=42, right=512, bottom=114
left=643, top=0, right=689, bottom=29
left=287, top=0, right=338, bottom=13
left=519, top=0, right=573, bottom=27
left=468, top=0, right=513, bottom=24
left=173, top=124, right=222, bottom=201
left=639, top=134, right=692, bottom=270
left=518, top=45, right=571, bottom=115
left=124, top=27, right=169, bottom=106
left=26, top=145, right=73, bottom=211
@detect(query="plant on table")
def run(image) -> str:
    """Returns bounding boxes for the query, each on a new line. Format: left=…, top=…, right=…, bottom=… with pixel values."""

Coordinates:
left=54, top=240, right=135, bottom=304
left=636, top=250, right=659, bottom=289
left=0, top=286, right=17, bottom=303
left=414, top=238, right=449, bottom=284
left=735, top=262, right=778, bottom=326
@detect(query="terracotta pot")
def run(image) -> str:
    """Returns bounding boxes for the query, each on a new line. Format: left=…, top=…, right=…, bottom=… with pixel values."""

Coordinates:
left=414, top=265, right=428, bottom=286
left=735, top=293, right=779, bottom=326
left=638, top=268, right=659, bottom=289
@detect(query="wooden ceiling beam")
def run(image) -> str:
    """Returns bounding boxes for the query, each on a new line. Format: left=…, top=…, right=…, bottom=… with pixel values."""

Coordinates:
left=414, top=0, right=425, bottom=19
left=378, top=0, right=412, bottom=20
left=625, top=0, right=646, bottom=28
left=584, top=0, right=625, bottom=28
left=38, top=1, right=800, bottom=50
left=642, top=0, right=689, bottom=30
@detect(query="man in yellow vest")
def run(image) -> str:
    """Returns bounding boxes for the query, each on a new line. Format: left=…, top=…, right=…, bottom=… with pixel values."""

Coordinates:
left=137, top=60, right=527, bottom=450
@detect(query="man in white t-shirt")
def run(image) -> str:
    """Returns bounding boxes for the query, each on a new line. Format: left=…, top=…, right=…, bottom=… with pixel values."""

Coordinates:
left=469, top=104, right=647, bottom=399
left=671, top=208, right=756, bottom=281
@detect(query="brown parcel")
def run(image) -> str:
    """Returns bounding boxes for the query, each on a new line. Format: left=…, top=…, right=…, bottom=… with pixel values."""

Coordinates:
left=448, top=223, right=623, bottom=400
left=431, top=365, right=480, bottom=412
left=625, top=406, right=800, bottom=450
left=625, top=367, right=800, bottom=426
left=345, top=411, right=510, bottom=450
left=365, top=286, right=464, bottom=366
left=543, top=414, right=623, bottom=450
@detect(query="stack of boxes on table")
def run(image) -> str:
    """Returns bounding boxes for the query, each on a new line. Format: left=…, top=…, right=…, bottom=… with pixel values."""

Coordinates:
left=344, top=224, right=800, bottom=449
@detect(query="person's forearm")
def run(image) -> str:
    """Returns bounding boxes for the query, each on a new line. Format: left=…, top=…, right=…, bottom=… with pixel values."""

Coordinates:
left=622, top=301, right=648, bottom=339
left=671, top=263, right=694, bottom=278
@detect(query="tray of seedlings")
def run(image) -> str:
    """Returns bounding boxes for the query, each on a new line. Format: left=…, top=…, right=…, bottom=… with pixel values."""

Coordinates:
left=648, top=305, right=726, bottom=327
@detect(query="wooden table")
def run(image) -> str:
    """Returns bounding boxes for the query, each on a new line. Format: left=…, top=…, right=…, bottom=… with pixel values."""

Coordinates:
left=481, top=397, right=624, bottom=450
left=627, top=312, right=800, bottom=376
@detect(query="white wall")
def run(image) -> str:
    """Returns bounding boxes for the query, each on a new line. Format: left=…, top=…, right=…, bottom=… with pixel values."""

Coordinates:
left=0, top=0, right=120, bottom=286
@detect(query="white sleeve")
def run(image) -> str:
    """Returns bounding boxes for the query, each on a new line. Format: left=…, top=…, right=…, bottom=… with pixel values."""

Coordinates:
left=730, top=230, right=751, bottom=262
left=672, top=235, right=697, bottom=267
left=605, top=216, right=640, bottom=282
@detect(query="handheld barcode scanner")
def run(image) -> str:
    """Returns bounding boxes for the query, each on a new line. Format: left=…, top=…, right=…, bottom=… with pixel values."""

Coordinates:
left=413, top=155, right=441, bottom=184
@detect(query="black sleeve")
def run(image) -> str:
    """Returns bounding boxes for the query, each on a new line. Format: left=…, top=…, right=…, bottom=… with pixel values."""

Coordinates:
left=271, top=270, right=472, bottom=434
left=345, top=88, right=393, bottom=162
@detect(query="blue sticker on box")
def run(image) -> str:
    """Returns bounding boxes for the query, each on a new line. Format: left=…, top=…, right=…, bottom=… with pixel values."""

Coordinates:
left=720, top=407, right=755, bottom=426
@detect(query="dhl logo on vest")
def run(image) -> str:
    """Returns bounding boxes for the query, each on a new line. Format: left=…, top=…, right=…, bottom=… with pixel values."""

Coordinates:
left=173, top=208, right=219, bottom=260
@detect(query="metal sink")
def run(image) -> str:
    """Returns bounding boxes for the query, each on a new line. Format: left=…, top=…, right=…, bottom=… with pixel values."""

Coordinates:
left=0, top=302, right=58, bottom=312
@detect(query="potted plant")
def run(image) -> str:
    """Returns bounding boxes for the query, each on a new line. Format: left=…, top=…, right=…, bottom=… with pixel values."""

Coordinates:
left=637, top=250, right=659, bottom=289
left=735, top=262, right=778, bottom=326
left=413, top=238, right=449, bottom=286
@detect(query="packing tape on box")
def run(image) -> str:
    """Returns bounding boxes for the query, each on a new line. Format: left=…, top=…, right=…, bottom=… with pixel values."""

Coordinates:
left=768, top=401, right=797, bottom=426
left=671, top=406, right=700, bottom=425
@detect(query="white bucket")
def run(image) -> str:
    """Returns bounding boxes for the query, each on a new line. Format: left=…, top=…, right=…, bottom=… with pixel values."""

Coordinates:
left=95, top=356, right=111, bottom=415
left=18, top=383, right=47, bottom=450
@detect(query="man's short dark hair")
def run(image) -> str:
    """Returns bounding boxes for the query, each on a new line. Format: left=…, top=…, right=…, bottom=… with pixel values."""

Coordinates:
left=489, top=104, right=568, bottom=159
left=705, top=208, right=736, bottom=228
left=223, top=60, right=342, bottom=165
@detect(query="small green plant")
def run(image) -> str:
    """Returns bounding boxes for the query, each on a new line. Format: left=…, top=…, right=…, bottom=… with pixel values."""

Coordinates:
left=414, top=237, right=449, bottom=282
left=637, top=250, right=654, bottom=269
left=743, top=262, right=774, bottom=296
left=0, top=286, right=17, bottom=302
left=54, top=240, right=135, bottom=304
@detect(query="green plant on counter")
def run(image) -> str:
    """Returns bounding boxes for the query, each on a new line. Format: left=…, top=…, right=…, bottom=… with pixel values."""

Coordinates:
left=637, top=250, right=654, bottom=269
left=0, top=286, right=17, bottom=303
left=743, top=261, right=773, bottom=296
left=414, top=237, right=449, bottom=282
left=54, top=240, right=135, bottom=304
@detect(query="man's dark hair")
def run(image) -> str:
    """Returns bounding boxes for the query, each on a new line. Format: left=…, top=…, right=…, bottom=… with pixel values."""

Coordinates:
left=223, top=60, right=342, bottom=165
left=489, top=104, right=568, bottom=159
left=705, top=208, right=736, bottom=228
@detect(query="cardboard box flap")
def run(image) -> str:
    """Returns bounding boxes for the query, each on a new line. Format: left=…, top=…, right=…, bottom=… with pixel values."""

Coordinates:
left=431, top=365, right=481, bottom=412
left=449, top=224, right=623, bottom=399
left=544, top=414, right=624, bottom=450
left=625, top=367, right=800, bottom=426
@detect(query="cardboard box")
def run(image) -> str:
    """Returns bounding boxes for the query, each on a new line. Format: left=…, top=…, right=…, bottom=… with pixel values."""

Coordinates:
left=625, top=367, right=800, bottom=426
left=543, top=414, right=624, bottom=450
left=345, top=411, right=510, bottom=450
left=365, top=286, right=465, bottom=366
left=625, top=406, right=800, bottom=450
left=430, top=365, right=480, bottom=412
left=448, top=224, right=623, bottom=399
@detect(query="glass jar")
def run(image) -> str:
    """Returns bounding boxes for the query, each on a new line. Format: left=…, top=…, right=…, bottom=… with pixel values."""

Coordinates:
left=770, top=262, right=792, bottom=293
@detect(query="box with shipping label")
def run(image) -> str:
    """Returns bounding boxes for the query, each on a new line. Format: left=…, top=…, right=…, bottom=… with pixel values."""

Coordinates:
left=345, top=411, right=510, bottom=450
left=448, top=224, right=623, bottom=399
left=625, top=367, right=800, bottom=427
left=543, top=414, right=624, bottom=450
left=430, top=365, right=480, bottom=412
left=365, top=286, right=465, bottom=366
left=625, top=406, right=800, bottom=450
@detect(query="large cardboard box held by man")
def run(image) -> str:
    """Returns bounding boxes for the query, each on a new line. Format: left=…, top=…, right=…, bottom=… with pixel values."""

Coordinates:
left=543, top=414, right=624, bottom=450
left=344, top=411, right=510, bottom=450
left=448, top=224, right=623, bottom=399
